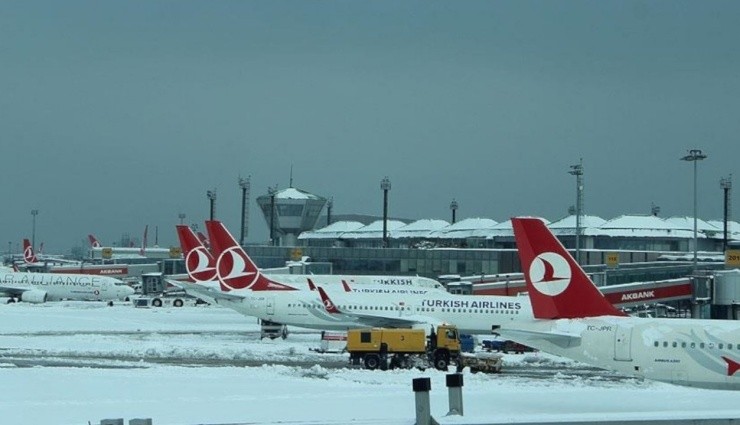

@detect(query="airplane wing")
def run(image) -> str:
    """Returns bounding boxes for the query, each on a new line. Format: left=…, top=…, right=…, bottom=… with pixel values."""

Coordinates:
left=165, top=279, right=246, bottom=304
left=497, top=327, right=581, bottom=349
left=0, top=285, right=27, bottom=298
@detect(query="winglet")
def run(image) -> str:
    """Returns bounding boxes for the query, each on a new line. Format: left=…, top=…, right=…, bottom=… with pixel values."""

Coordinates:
left=723, top=356, right=740, bottom=376
left=511, top=217, right=625, bottom=319
left=317, top=287, right=341, bottom=314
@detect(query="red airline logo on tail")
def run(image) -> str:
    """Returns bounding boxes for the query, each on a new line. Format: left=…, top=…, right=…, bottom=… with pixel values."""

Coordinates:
left=529, top=252, right=571, bottom=296
left=88, top=235, right=101, bottom=248
left=23, top=239, right=38, bottom=264
left=177, top=225, right=217, bottom=283
left=205, top=220, right=296, bottom=292
left=512, top=217, right=626, bottom=319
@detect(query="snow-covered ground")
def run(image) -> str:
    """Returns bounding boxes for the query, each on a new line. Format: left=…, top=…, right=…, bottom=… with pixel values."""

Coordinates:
left=1, top=301, right=739, bottom=425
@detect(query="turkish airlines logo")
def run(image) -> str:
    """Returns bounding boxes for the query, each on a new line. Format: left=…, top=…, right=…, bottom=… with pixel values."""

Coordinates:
left=529, top=252, right=571, bottom=296
left=24, top=246, right=35, bottom=262
left=92, top=241, right=101, bottom=248
left=186, top=247, right=217, bottom=282
left=216, top=246, right=258, bottom=290
left=323, top=298, right=334, bottom=310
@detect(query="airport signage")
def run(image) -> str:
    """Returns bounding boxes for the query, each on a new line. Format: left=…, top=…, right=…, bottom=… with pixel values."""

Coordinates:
left=726, top=250, right=740, bottom=267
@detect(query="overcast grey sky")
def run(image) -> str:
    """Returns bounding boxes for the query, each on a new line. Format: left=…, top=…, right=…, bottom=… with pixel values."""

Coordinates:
left=2, top=0, right=739, bottom=253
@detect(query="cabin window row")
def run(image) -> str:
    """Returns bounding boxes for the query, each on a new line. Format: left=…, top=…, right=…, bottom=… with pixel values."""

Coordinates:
left=653, top=341, right=737, bottom=350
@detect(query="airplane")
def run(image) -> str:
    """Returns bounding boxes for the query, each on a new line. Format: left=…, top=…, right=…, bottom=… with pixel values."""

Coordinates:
left=88, top=226, right=175, bottom=260
left=21, top=239, right=79, bottom=265
left=498, top=217, right=740, bottom=391
left=170, top=221, right=533, bottom=334
left=1, top=270, right=135, bottom=303
left=176, top=222, right=447, bottom=292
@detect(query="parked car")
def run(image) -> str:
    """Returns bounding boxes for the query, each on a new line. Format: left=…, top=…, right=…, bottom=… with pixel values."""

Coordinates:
left=481, top=339, right=535, bottom=354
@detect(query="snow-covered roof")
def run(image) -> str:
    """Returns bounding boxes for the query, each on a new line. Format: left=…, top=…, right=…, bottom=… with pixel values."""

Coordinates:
left=274, top=187, right=324, bottom=200
left=429, top=218, right=498, bottom=239
left=391, top=219, right=450, bottom=239
left=339, top=220, right=407, bottom=239
left=707, top=220, right=740, bottom=237
left=665, top=216, right=721, bottom=233
left=548, top=215, right=607, bottom=237
left=297, top=221, right=365, bottom=240
left=592, top=215, right=696, bottom=238
left=483, top=218, right=550, bottom=239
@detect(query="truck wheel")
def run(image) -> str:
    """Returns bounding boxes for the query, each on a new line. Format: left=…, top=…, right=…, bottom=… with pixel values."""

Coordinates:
left=434, top=355, right=449, bottom=371
left=173, top=299, right=184, bottom=307
left=152, top=298, right=163, bottom=307
left=364, top=355, right=380, bottom=370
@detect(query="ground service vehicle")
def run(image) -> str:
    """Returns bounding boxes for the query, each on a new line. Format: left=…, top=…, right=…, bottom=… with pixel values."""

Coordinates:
left=346, top=325, right=461, bottom=371
left=456, top=352, right=503, bottom=374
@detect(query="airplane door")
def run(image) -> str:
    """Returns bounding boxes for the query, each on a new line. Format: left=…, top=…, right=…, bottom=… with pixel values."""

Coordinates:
left=266, top=297, right=275, bottom=316
left=613, top=325, right=632, bottom=361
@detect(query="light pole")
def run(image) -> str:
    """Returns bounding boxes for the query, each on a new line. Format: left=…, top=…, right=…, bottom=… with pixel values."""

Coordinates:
left=268, top=186, right=277, bottom=246
left=239, top=176, right=251, bottom=246
left=30, top=209, right=39, bottom=251
left=681, top=149, right=707, bottom=271
left=450, top=199, right=458, bottom=224
left=326, top=197, right=333, bottom=226
left=178, top=213, right=186, bottom=225
left=381, top=177, right=391, bottom=248
left=206, top=189, right=217, bottom=221
left=568, top=159, right=583, bottom=265
left=720, top=174, right=732, bottom=253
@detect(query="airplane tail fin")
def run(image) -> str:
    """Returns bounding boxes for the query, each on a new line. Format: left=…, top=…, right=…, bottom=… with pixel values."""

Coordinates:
left=23, top=239, right=38, bottom=264
left=205, top=220, right=296, bottom=292
left=176, top=225, right=217, bottom=283
left=196, top=231, right=210, bottom=249
left=511, top=217, right=625, bottom=319
left=88, top=234, right=101, bottom=248
left=307, top=278, right=317, bottom=291
left=341, top=280, right=352, bottom=292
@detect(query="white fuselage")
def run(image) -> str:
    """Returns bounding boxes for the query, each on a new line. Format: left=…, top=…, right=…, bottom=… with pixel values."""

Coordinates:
left=205, top=286, right=532, bottom=334
left=1, top=272, right=135, bottom=302
left=500, top=316, right=740, bottom=390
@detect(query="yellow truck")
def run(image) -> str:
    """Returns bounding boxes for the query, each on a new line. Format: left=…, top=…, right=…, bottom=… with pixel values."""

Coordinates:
left=346, top=325, right=461, bottom=371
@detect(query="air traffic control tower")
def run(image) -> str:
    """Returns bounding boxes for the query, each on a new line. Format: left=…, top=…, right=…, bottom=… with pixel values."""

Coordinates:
left=256, top=187, right=327, bottom=246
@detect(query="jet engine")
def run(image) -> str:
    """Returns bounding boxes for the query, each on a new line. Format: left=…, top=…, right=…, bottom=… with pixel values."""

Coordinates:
left=20, top=289, right=48, bottom=303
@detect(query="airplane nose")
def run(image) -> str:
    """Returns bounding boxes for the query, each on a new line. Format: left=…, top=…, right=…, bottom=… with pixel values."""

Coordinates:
left=121, top=286, right=136, bottom=299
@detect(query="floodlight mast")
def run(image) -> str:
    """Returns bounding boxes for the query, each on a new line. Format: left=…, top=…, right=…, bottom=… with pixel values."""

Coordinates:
left=681, top=149, right=707, bottom=272
left=568, top=159, right=584, bottom=265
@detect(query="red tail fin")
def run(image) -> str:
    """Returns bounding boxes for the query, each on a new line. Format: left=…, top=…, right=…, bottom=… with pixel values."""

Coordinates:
left=22, top=239, right=38, bottom=264
left=176, top=225, right=217, bottom=283
left=307, top=278, right=317, bottom=291
left=88, top=234, right=101, bottom=248
left=196, top=232, right=210, bottom=249
left=317, top=287, right=341, bottom=314
left=511, top=217, right=625, bottom=319
left=205, top=220, right=296, bottom=291
left=341, top=280, right=352, bottom=292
